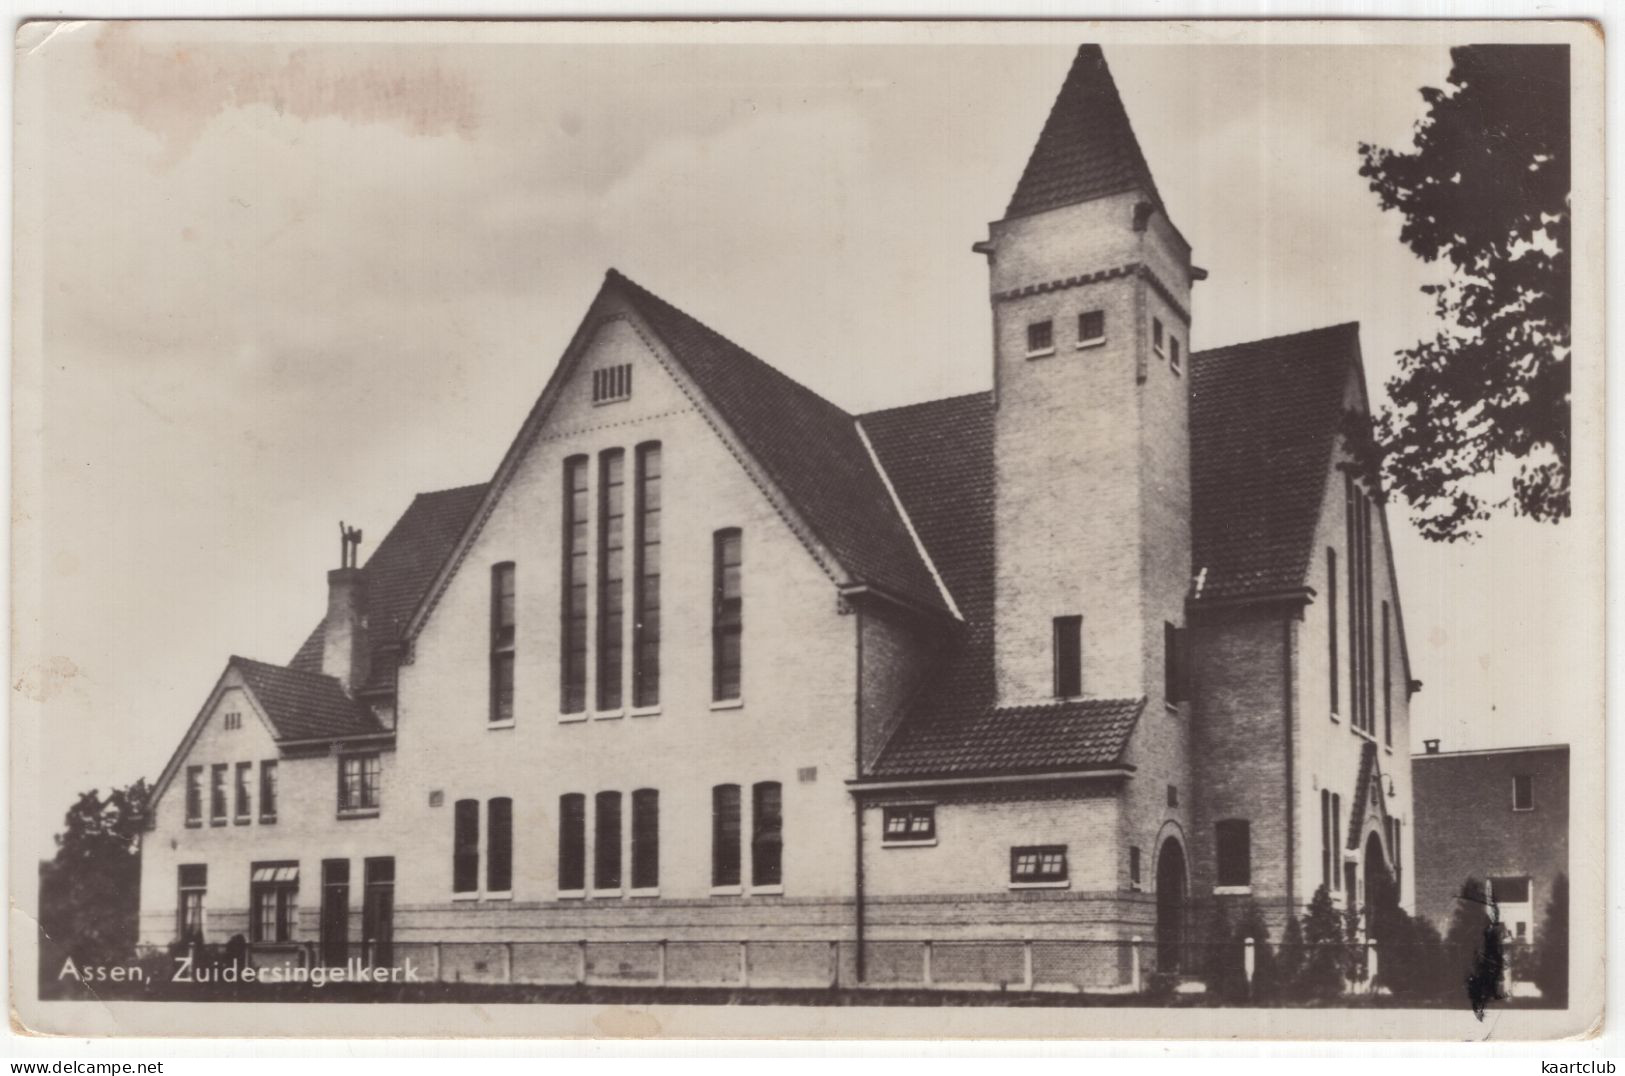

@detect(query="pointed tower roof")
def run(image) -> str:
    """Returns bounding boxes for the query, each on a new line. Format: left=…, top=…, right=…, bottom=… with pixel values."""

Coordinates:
left=1004, top=45, right=1165, bottom=221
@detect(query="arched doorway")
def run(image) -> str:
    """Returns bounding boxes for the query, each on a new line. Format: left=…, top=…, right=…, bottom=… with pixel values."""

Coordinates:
left=1156, top=838, right=1188, bottom=974
left=1362, top=830, right=1390, bottom=934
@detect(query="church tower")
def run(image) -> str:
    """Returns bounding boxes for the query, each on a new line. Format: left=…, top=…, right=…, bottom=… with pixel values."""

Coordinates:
left=978, top=46, right=1202, bottom=712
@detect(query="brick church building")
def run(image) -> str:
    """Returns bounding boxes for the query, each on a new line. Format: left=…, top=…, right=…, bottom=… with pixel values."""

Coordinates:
left=139, top=45, right=1418, bottom=991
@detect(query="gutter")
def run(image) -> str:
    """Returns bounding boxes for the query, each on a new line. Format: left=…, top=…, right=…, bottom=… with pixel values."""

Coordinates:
left=847, top=767, right=1134, bottom=795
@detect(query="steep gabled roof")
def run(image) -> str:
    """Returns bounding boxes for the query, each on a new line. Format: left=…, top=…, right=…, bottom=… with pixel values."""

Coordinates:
left=230, top=656, right=383, bottom=742
left=1189, top=323, right=1359, bottom=602
left=608, top=270, right=950, bottom=614
left=291, top=482, right=489, bottom=690
left=859, top=391, right=1141, bottom=780
left=1005, top=44, right=1165, bottom=221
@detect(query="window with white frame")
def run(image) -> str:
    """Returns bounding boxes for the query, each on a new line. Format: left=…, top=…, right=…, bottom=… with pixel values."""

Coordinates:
left=177, top=864, right=206, bottom=943
left=338, top=753, right=381, bottom=814
left=249, top=862, right=298, bottom=943
left=882, top=804, right=936, bottom=845
left=1011, top=845, right=1068, bottom=886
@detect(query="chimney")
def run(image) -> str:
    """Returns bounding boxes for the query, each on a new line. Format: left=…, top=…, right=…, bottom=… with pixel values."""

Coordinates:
left=1423, top=739, right=1441, bottom=755
left=323, top=524, right=369, bottom=693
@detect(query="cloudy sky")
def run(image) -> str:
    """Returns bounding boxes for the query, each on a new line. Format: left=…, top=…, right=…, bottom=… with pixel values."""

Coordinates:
left=18, top=23, right=1595, bottom=838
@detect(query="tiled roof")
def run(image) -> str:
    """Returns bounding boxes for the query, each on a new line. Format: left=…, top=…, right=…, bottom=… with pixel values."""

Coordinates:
left=1005, top=45, right=1165, bottom=221
left=290, top=482, right=489, bottom=690
left=230, top=656, right=382, bottom=742
left=610, top=270, right=949, bottom=614
left=869, top=698, right=1146, bottom=780
left=1189, top=323, right=1358, bottom=602
left=860, top=392, right=1144, bottom=779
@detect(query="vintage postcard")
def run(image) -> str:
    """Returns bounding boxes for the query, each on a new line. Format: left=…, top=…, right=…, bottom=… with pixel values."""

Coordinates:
left=9, top=18, right=1605, bottom=1041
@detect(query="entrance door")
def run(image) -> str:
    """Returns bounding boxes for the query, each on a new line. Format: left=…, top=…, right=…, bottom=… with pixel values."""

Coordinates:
left=1156, top=839, right=1188, bottom=974
left=319, top=859, right=349, bottom=967
left=362, top=857, right=395, bottom=968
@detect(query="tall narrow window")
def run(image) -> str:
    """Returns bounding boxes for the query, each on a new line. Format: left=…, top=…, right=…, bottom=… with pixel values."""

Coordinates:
left=561, top=456, right=590, bottom=713
left=713, top=529, right=743, bottom=701
left=185, top=766, right=203, bottom=826
left=259, top=760, right=278, bottom=823
left=1215, top=820, right=1251, bottom=888
left=1170, top=336, right=1182, bottom=375
left=712, top=784, right=742, bottom=888
left=594, top=790, right=622, bottom=890
left=597, top=450, right=626, bottom=710
left=558, top=793, right=586, bottom=892
left=1512, top=774, right=1534, bottom=811
left=752, top=781, right=783, bottom=888
left=234, top=762, right=252, bottom=823
left=1164, top=621, right=1187, bottom=704
left=1327, top=547, right=1340, bottom=717
left=1331, top=793, right=1342, bottom=890
left=490, top=562, right=516, bottom=724
left=1053, top=615, right=1082, bottom=697
left=1382, top=600, right=1393, bottom=746
left=632, top=444, right=662, bottom=708
left=487, top=797, right=513, bottom=894
left=453, top=798, right=479, bottom=894
left=631, top=788, right=659, bottom=890
left=1320, top=790, right=1331, bottom=891
left=177, top=864, right=207, bottom=943
left=210, top=763, right=228, bottom=825
left=1152, top=316, right=1165, bottom=356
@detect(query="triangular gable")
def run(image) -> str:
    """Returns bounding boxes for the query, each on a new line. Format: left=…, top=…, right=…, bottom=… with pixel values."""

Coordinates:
left=1346, top=739, right=1394, bottom=855
left=403, top=270, right=954, bottom=647
left=145, top=662, right=283, bottom=826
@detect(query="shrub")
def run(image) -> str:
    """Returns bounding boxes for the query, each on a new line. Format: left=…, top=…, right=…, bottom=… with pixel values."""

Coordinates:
left=1531, top=872, right=1569, bottom=1005
left=1299, top=885, right=1347, bottom=1000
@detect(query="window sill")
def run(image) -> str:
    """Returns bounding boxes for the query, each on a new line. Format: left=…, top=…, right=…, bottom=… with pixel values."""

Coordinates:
left=259, top=816, right=277, bottom=825
left=629, top=705, right=661, bottom=719
left=1024, top=348, right=1056, bottom=360
left=592, top=396, right=630, bottom=407
left=710, top=698, right=744, bottom=711
left=336, top=808, right=380, bottom=821
left=628, top=888, right=661, bottom=899
left=882, top=839, right=938, bottom=849
left=591, top=889, right=624, bottom=899
left=1129, top=882, right=1144, bottom=892
left=487, top=720, right=516, bottom=731
left=1153, top=347, right=1166, bottom=360
left=210, top=819, right=228, bottom=828
left=185, top=820, right=202, bottom=829
left=485, top=891, right=513, bottom=902
left=593, top=709, right=625, bottom=721
left=558, top=711, right=589, bottom=724
left=234, top=816, right=251, bottom=826
left=1329, top=711, right=1341, bottom=723
left=556, top=889, right=586, bottom=901
left=452, top=892, right=481, bottom=902
left=750, top=884, right=785, bottom=896
left=1076, top=337, right=1105, bottom=350
left=710, top=884, right=743, bottom=897
left=1165, top=702, right=1180, bottom=714
left=1213, top=885, right=1253, bottom=896
left=1009, top=880, right=1070, bottom=890
left=1512, top=806, right=1535, bottom=813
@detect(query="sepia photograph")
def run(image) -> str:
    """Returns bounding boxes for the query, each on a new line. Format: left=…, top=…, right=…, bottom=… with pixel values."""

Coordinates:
left=7, top=18, right=1605, bottom=1042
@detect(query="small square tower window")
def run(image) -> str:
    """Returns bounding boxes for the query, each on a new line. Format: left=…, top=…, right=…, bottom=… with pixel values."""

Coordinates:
left=1025, top=319, right=1055, bottom=358
left=1077, top=309, right=1106, bottom=347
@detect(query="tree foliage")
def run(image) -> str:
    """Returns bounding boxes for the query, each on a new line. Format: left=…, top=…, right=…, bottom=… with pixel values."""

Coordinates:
left=38, top=780, right=149, bottom=973
left=1358, top=45, right=1570, bottom=541
left=1532, top=871, right=1569, bottom=1005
